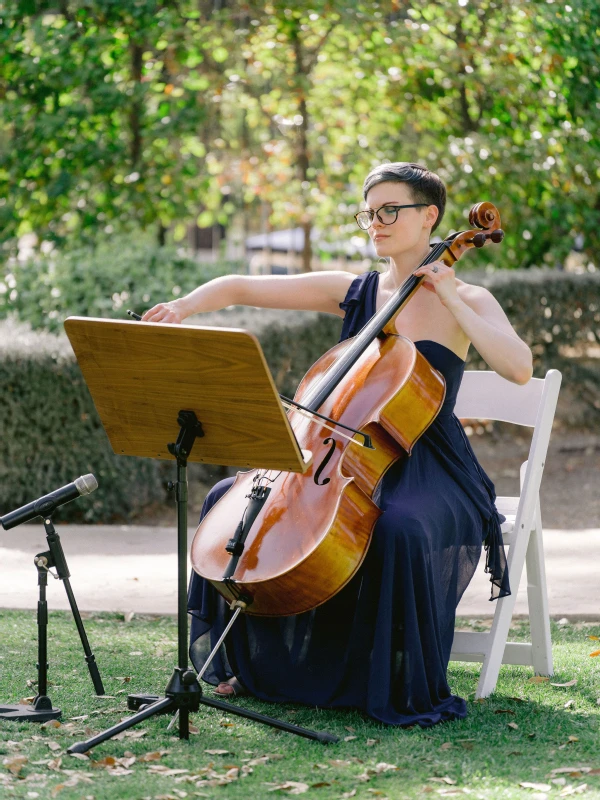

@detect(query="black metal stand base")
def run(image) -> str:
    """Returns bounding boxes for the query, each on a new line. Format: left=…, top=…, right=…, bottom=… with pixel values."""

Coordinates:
left=126, top=691, right=338, bottom=744
left=0, top=695, right=61, bottom=723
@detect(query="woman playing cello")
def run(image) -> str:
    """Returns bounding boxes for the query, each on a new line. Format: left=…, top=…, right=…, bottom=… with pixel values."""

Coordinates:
left=142, top=162, right=532, bottom=728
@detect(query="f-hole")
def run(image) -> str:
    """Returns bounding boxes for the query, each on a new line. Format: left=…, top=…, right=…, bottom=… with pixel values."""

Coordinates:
left=314, top=437, right=337, bottom=486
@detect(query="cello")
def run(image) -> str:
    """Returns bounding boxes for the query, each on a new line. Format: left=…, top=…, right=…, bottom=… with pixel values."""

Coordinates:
left=190, top=202, right=504, bottom=617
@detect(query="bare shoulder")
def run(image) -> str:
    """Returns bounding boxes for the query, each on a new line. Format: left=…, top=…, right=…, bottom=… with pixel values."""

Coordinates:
left=456, top=280, right=520, bottom=336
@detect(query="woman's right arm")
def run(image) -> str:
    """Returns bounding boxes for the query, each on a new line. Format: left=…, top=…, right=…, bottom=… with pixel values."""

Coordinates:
left=141, top=271, right=357, bottom=324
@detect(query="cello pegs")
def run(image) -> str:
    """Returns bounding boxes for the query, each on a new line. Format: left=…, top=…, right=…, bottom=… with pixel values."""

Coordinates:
left=467, top=230, right=504, bottom=248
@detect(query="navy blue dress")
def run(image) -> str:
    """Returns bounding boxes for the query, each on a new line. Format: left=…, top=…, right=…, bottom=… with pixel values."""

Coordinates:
left=188, top=271, right=510, bottom=728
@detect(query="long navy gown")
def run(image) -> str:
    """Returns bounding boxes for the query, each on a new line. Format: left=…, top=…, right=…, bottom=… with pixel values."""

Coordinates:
left=187, top=270, right=510, bottom=728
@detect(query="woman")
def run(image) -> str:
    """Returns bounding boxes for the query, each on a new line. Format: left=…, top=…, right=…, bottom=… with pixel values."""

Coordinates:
left=143, top=162, right=532, bottom=728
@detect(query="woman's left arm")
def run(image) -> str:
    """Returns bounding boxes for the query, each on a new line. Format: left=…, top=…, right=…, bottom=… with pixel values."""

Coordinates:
left=414, top=261, right=533, bottom=385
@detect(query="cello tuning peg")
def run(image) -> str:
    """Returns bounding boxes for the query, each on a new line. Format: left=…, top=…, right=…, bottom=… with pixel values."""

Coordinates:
left=468, top=230, right=504, bottom=248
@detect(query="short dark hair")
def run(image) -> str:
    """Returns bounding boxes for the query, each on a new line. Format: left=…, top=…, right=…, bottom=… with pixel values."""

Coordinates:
left=362, top=162, right=446, bottom=233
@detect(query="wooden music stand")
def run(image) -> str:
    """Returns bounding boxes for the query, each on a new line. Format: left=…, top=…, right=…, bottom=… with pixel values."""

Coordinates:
left=62, top=317, right=334, bottom=753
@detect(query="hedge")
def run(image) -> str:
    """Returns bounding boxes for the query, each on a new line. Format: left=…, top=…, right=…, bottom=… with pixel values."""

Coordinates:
left=0, top=234, right=244, bottom=333
left=1, top=269, right=598, bottom=522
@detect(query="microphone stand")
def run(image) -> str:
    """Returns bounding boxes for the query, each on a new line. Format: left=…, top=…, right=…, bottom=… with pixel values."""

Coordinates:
left=0, top=516, right=105, bottom=722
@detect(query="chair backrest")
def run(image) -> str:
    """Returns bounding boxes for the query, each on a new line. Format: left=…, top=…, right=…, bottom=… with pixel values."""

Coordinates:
left=454, top=369, right=562, bottom=536
left=455, top=371, right=546, bottom=427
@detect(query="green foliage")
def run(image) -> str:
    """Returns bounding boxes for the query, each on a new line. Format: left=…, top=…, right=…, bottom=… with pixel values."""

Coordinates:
left=0, top=323, right=164, bottom=522
left=1, top=1, right=598, bottom=268
left=0, top=233, right=244, bottom=332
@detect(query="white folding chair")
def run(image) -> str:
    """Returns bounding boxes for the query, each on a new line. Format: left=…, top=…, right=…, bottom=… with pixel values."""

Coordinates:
left=449, top=369, right=562, bottom=698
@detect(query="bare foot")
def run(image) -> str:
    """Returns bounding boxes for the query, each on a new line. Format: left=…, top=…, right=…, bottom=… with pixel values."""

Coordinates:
left=214, top=677, right=248, bottom=697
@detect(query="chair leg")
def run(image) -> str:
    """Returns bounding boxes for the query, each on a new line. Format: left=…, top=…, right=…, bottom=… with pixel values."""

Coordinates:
left=525, top=501, right=553, bottom=676
left=475, top=524, right=533, bottom=699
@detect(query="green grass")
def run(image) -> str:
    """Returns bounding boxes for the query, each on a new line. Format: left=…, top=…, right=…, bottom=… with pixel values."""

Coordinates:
left=0, top=612, right=599, bottom=799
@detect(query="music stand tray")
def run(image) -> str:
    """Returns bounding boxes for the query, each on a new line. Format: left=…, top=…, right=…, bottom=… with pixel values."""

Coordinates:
left=63, top=317, right=334, bottom=752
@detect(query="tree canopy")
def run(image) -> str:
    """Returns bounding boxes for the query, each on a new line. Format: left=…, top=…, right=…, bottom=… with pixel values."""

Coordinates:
left=1, top=0, right=598, bottom=269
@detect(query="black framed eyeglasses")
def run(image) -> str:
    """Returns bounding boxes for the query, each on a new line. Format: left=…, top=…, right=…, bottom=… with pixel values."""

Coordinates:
left=354, top=203, right=428, bottom=230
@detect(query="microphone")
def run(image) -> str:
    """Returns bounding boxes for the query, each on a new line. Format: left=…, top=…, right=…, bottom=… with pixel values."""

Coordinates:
left=1, top=474, right=98, bottom=530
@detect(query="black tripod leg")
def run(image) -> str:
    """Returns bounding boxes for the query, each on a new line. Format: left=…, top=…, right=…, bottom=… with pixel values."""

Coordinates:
left=44, top=520, right=106, bottom=696
left=62, top=577, right=105, bottom=696
left=68, top=697, right=175, bottom=754
left=198, top=695, right=338, bottom=743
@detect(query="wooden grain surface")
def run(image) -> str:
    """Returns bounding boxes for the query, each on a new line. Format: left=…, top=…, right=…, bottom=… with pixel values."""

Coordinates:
left=64, top=317, right=308, bottom=472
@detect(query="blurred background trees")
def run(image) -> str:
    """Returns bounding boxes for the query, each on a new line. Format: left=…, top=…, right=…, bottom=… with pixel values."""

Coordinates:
left=1, top=0, right=598, bottom=282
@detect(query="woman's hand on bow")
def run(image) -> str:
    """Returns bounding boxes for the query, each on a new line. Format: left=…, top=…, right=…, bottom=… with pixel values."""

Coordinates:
left=412, top=261, right=460, bottom=309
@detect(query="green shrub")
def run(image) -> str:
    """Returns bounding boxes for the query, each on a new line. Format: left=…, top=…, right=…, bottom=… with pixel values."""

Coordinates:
left=0, top=320, right=165, bottom=522
left=0, top=233, right=244, bottom=333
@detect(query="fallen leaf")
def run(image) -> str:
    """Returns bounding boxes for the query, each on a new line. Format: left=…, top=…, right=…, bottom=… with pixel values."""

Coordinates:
left=189, top=724, right=199, bottom=734
left=124, top=611, right=135, bottom=622
left=267, top=780, right=309, bottom=794
left=311, top=782, right=331, bottom=788
left=329, top=760, right=353, bottom=767
left=343, top=736, right=357, bottom=742
left=494, top=709, right=516, bottom=715
left=559, top=785, right=588, bottom=797
left=588, top=636, right=599, bottom=641
left=590, top=650, right=600, bottom=657
left=341, top=792, right=356, bottom=799
left=2, top=756, right=28, bottom=775
left=520, top=782, right=552, bottom=791
left=47, top=742, right=62, bottom=752
left=565, top=700, right=575, bottom=709
left=205, top=749, right=229, bottom=755
left=41, top=720, right=61, bottom=729
left=112, top=728, right=147, bottom=740
left=366, top=739, right=379, bottom=747
left=344, top=726, right=356, bottom=733
left=68, top=753, right=89, bottom=761
left=429, top=777, right=457, bottom=785
left=568, top=736, right=579, bottom=743
left=550, top=767, right=591, bottom=775
left=551, top=680, right=578, bottom=687
left=47, top=757, right=62, bottom=771
left=114, top=676, right=132, bottom=683
left=440, top=743, right=453, bottom=750
left=528, top=676, right=550, bottom=684
left=220, top=721, right=235, bottom=727
left=508, top=722, right=519, bottom=730
left=91, top=756, right=117, bottom=768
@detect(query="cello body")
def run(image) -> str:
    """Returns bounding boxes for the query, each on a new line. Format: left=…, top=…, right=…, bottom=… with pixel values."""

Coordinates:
left=190, top=333, right=445, bottom=616
left=190, top=201, right=503, bottom=617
